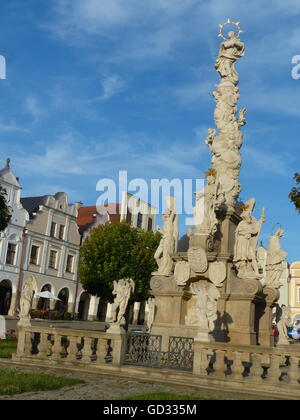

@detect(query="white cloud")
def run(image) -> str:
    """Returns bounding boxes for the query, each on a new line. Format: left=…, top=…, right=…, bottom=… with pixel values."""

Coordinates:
left=100, top=73, right=126, bottom=101
left=25, top=96, right=44, bottom=123
left=0, top=120, right=28, bottom=132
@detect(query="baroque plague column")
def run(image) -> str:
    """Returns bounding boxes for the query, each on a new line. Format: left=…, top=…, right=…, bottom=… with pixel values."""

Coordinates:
left=150, top=20, right=287, bottom=348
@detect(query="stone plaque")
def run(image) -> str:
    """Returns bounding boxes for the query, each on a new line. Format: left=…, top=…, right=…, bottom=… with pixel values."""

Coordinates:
left=174, top=261, right=190, bottom=286
left=208, top=261, right=227, bottom=287
left=188, top=247, right=208, bottom=273
left=0, top=316, right=6, bottom=340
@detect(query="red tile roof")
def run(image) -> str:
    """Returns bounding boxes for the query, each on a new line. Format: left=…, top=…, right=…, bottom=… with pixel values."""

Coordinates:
left=77, top=204, right=121, bottom=232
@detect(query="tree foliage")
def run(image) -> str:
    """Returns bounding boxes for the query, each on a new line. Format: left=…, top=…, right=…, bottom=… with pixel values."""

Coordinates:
left=289, top=173, right=300, bottom=214
left=0, top=185, right=11, bottom=232
left=78, top=222, right=161, bottom=302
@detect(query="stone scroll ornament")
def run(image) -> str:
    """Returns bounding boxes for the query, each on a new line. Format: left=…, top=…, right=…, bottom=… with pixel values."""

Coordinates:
left=111, top=278, right=135, bottom=326
left=233, top=198, right=266, bottom=279
left=153, top=197, right=178, bottom=276
left=205, top=19, right=246, bottom=210
left=265, top=228, right=288, bottom=289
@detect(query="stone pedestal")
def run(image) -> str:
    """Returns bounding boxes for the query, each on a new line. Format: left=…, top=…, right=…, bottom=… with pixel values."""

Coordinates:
left=224, top=271, right=262, bottom=345
left=106, top=323, right=126, bottom=335
left=17, top=316, right=31, bottom=328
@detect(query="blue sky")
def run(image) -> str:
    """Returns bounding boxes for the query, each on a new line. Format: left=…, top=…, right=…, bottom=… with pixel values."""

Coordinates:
left=0, top=0, right=300, bottom=261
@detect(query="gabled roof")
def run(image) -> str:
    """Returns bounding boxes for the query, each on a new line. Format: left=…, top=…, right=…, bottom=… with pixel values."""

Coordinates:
left=77, top=204, right=121, bottom=233
left=0, top=158, right=22, bottom=188
left=20, top=196, right=47, bottom=217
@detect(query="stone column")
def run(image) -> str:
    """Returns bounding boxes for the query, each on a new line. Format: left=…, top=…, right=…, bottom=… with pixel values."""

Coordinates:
left=105, top=303, right=113, bottom=322
left=88, top=295, right=99, bottom=321
left=8, top=293, right=17, bottom=316
left=132, top=302, right=141, bottom=325
left=257, top=287, right=279, bottom=347
left=49, top=299, right=56, bottom=310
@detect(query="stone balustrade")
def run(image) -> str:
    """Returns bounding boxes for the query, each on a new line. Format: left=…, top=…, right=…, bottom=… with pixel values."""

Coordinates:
left=13, top=325, right=126, bottom=367
left=11, top=325, right=300, bottom=398
left=193, top=341, right=300, bottom=387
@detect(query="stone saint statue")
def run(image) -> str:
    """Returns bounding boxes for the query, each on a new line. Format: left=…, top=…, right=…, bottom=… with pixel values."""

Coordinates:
left=265, top=229, right=288, bottom=289
left=275, top=304, right=291, bottom=345
left=111, top=278, right=135, bottom=326
left=233, top=199, right=265, bottom=278
left=194, top=169, right=219, bottom=235
left=215, top=30, right=245, bottom=84
left=146, top=298, right=156, bottom=331
left=18, top=276, right=36, bottom=326
left=153, top=197, right=178, bottom=276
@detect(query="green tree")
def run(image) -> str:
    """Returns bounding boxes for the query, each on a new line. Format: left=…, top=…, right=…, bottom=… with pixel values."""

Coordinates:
left=289, top=173, right=300, bottom=214
left=79, top=222, right=161, bottom=302
left=0, top=185, right=11, bottom=232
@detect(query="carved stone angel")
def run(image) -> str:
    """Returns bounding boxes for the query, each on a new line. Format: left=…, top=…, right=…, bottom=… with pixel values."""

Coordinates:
left=111, top=278, right=135, bottom=326
left=265, top=229, right=288, bottom=289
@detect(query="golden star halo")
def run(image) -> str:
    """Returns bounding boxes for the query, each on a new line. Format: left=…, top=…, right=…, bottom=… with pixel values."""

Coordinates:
left=218, top=19, right=244, bottom=41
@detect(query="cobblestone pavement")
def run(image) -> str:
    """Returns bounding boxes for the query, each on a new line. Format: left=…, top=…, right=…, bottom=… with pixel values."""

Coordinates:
left=0, top=365, right=274, bottom=400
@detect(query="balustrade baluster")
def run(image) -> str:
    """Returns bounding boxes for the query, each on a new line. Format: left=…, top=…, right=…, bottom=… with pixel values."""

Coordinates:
left=24, top=331, right=33, bottom=357
left=81, top=337, right=93, bottom=363
left=249, top=353, right=263, bottom=382
left=265, top=354, right=281, bottom=383
left=67, top=336, right=79, bottom=361
left=288, top=356, right=300, bottom=386
left=212, top=349, right=226, bottom=377
left=96, top=338, right=108, bottom=365
left=37, top=333, right=50, bottom=358
left=51, top=334, right=63, bottom=361
left=231, top=351, right=245, bottom=380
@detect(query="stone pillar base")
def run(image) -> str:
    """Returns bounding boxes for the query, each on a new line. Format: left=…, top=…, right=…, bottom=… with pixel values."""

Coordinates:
left=106, top=324, right=126, bottom=334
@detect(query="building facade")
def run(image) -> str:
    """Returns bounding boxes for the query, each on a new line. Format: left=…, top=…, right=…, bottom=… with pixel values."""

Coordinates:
left=0, top=160, right=29, bottom=316
left=20, top=192, right=82, bottom=316
left=289, top=262, right=300, bottom=325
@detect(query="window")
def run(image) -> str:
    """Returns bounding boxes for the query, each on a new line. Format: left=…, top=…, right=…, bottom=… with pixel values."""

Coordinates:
left=30, top=245, right=39, bottom=265
left=137, top=213, right=143, bottom=228
left=6, top=243, right=16, bottom=265
left=49, top=250, right=57, bottom=269
left=148, top=217, right=153, bottom=231
left=50, top=222, right=57, bottom=238
left=59, top=225, right=65, bottom=240
left=126, top=210, right=132, bottom=224
left=66, top=255, right=74, bottom=273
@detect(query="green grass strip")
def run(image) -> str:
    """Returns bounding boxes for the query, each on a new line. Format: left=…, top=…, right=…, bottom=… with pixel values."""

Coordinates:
left=0, top=368, right=84, bottom=396
left=0, top=338, right=18, bottom=359
left=123, top=392, right=215, bottom=400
